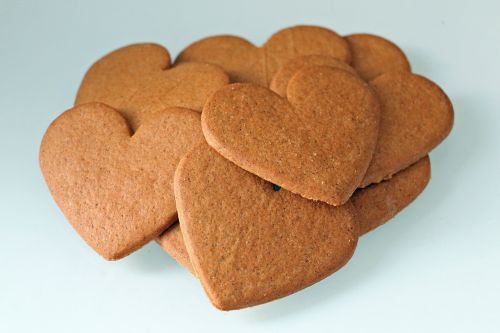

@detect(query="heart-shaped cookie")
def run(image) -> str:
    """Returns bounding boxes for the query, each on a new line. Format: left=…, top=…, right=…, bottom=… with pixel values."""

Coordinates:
left=269, top=57, right=452, bottom=187
left=176, top=25, right=351, bottom=86
left=175, top=142, right=358, bottom=310
left=76, top=43, right=229, bottom=130
left=361, top=72, right=453, bottom=186
left=159, top=155, right=430, bottom=274
left=40, top=103, right=204, bottom=259
left=345, top=33, right=411, bottom=81
left=202, top=66, right=380, bottom=205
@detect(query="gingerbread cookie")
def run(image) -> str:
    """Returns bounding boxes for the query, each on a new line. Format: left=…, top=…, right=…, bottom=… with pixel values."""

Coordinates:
left=76, top=43, right=229, bottom=130
left=159, top=155, right=431, bottom=274
left=361, top=72, right=453, bottom=186
left=202, top=66, right=379, bottom=205
left=40, top=103, right=204, bottom=260
left=176, top=25, right=351, bottom=86
left=268, top=59, right=452, bottom=187
left=345, top=33, right=411, bottom=81
left=175, top=142, right=358, bottom=310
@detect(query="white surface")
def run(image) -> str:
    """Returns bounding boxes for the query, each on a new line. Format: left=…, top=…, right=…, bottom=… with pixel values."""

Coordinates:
left=1, top=0, right=499, bottom=332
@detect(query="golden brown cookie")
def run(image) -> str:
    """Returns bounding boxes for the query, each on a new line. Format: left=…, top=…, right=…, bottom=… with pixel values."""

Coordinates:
left=361, top=72, right=453, bottom=186
left=345, top=33, right=411, bottom=81
left=40, top=103, right=204, bottom=260
left=270, top=55, right=357, bottom=97
left=268, top=58, right=450, bottom=187
left=75, top=43, right=229, bottom=130
left=157, top=225, right=195, bottom=275
left=176, top=25, right=351, bottom=86
left=175, top=142, right=358, bottom=310
left=202, top=66, right=380, bottom=205
left=157, top=223, right=195, bottom=275
left=158, top=155, right=431, bottom=274
left=353, top=155, right=431, bottom=235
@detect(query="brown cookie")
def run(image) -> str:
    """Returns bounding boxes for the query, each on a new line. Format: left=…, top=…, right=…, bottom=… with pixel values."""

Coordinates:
left=75, top=43, right=229, bottom=130
left=40, top=103, right=204, bottom=260
left=157, top=225, right=195, bottom=274
left=270, top=55, right=357, bottom=97
left=157, top=223, right=195, bottom=275
left=176, top=25, right=351, bottom=86
left=175, top=142, right=358, bottom=310
left=268, top=62, right=451, bottom=187
left=202, top=66, right=380, bottom=205
left=345, top=33, right=411, bottom=81
left=158, top=155, right=431, bottom=274
left=353, top=155, right=431, bottom=235
left=361, top=72, right=453, bottom=186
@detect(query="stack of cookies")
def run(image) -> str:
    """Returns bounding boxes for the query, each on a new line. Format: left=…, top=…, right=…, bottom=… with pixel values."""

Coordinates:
left=39, top=26, right=453, bottom=310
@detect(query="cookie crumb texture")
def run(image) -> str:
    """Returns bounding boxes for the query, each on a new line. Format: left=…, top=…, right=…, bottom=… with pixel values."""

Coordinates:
left=40, top=103, right=204, bottom=260
left=175, top=143, right=358, bottom=310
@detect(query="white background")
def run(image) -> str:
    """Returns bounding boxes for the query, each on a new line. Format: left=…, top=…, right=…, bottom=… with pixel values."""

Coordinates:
left=1, top=0, right=499, bottom=332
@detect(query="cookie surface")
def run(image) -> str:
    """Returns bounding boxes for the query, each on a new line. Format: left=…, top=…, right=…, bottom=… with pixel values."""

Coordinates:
left=176, top=25, right=351, bottom=85
left=159, top=156, right=431, bottom=274
left=270, top=55, right=357, bottom=97
left=157, top=223, right=195, bottom=275
left=40, top=103, right=204, bottom=259
left=345, top=34, right=411, bottom=81
left=202, top=67, right=380, bottom=205
left=361, top=72, right=453, bottom=186
left=353, top=155, right=431, bottom=235
left=175, top=142, right=358, bottom=310
left=268, top=60, right=450, bottom=187
left=75, top=43, right=229, bottom=130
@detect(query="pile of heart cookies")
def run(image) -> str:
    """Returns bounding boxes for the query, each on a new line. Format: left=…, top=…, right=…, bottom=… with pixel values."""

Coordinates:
left=40, top=25, right=453, bottom=310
